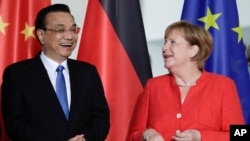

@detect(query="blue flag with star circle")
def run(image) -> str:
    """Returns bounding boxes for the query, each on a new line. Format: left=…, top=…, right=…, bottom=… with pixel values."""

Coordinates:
left=181, top=0, right=250, bottom=124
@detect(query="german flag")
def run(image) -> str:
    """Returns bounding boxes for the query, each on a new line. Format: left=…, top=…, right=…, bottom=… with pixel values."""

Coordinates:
left=77, top=0, right=152, bottom=140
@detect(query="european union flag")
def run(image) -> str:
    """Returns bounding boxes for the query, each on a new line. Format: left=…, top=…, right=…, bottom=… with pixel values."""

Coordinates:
left=181, top=0, right=250, bottom=124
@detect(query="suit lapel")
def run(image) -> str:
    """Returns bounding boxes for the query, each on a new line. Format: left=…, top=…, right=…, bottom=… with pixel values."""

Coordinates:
left=67, top=60, right=78, bottom=121
left=30, top=55, right=68, bottom=121
left=67, top=60, right=88, bottom=121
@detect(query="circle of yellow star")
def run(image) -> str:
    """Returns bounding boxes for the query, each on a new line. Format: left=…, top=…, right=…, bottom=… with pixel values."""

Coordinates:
left=232, top=26, right=243, bottom=43
left=198, top=7, right=222, bottom=30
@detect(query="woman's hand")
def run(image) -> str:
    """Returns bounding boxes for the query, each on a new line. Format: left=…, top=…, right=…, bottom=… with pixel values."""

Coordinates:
left=172, top=129, right=201, bottom=141
left=143, top=128, right=165, bottom=141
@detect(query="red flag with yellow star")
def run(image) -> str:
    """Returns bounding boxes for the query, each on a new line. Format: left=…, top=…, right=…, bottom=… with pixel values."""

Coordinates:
left=0, top=1, right=51, bottom=140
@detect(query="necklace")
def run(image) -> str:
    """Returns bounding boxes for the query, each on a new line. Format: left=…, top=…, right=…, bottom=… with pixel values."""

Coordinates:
left=175, top=72, right=202, bottom=87
left=176, top=80, right=196, bottom=87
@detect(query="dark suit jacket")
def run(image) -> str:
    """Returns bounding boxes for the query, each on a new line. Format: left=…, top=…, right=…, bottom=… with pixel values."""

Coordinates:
left=1, top=53, right=110, bottom=141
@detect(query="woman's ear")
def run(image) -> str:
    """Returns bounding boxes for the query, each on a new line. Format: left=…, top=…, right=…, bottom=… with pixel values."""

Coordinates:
left=189, top=45, right=199, bottom=57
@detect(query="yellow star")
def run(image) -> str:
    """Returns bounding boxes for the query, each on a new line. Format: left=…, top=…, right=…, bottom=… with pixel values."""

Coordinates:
left=0, top=15, right=10, bottom=35
left=198, top=7, right=222, bottom=30
left=232, top=26, right=243, bottom=43
left=20, top=22, right=35, bottom=41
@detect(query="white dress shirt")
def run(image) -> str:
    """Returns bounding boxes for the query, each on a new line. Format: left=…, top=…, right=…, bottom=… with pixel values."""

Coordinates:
left=40, top=52, right=71, bottom=109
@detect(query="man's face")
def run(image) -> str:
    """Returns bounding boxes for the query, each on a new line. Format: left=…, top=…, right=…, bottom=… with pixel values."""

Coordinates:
left=37, top=11, right=79, bottom=63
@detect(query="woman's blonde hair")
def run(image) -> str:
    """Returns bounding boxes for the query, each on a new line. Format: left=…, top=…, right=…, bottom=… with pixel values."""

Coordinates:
left=164, top=20, right=213, bottom=69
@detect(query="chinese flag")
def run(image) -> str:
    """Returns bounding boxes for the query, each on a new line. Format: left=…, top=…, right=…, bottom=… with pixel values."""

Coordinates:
left=0, top=0, right=51, bottom=140
left=77, top=0, right=152, bottom=140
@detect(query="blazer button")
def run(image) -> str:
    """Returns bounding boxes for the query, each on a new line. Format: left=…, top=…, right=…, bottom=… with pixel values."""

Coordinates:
left=176, top=113, right=182, bottom=119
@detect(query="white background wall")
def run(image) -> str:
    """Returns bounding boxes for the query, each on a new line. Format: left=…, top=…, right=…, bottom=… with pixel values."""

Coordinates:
left=52, top=0, right=250, bottom=76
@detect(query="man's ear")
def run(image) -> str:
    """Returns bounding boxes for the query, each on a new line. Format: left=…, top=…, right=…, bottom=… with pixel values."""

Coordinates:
left=36, top=29, right=44, bottom=44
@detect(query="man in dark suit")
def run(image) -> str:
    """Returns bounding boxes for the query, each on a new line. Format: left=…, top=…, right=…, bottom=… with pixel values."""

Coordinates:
left=1, top=4, right=110, bottom=141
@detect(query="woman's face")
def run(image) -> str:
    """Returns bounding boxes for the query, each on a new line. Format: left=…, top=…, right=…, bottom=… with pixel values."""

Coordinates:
left=162, top=29, right=193, bottom=70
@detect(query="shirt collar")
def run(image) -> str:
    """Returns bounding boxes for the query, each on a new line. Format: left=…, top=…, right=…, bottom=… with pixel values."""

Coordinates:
left=40, top=51, right=68, bottom=72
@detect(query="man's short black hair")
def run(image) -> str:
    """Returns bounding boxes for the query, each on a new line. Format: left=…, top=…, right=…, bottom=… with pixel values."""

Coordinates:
left=35, top=4, right=72, bottom=31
